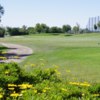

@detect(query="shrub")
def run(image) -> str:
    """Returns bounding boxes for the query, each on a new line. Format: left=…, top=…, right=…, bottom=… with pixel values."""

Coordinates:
left=0, top=63, right=100, bottom=100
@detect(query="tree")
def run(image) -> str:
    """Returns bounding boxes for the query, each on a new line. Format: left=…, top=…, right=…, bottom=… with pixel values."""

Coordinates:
left=7, top=27, right=20, bottom=36
left=97, top=21, right=100, bottom=31
left=0, top=4, right=4, bottom=22
left=73, top=23, right=80, bottom=34
left=27, top=27, right=36, bottom=34
left=41, top=23, right=49, bottom=33
left=62, top=25, right=71, bottom=33
left=35, top=23, right=42, bottom=33
left=49, top=26, right=62, bottom=33
left=94, top=24, right=97, bottom=31
left=73, top=26, right=79, bottom=33
left=0, top=27, right=5, bottom=37
left=19, top=25, right=28, bottom=35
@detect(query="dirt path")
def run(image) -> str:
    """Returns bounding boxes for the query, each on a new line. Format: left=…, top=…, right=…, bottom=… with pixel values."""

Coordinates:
left=0, top=43, right=33, bottom=63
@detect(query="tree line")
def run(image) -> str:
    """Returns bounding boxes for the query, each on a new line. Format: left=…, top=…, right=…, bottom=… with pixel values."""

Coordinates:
left=0, top=23, right=88, bottom=37
left=0, top=4, right=86, bottom=37
left=0, top=4, right=100, bottom=37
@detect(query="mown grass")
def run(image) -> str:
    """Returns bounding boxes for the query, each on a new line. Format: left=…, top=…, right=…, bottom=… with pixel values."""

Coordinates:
left=0, top=33, right=100, bottom=83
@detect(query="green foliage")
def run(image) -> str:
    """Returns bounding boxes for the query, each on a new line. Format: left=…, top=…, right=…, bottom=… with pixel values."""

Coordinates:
left=0, top=27, right=5, bottom=37
left=0, top=4, right=4, bottom=22
left=94, top=24, right=97, bottom=30
left=62, top=25, right=71, bottom=33
left=35, top=23, right=49, bottom=33
left=7, top=26, right=28, bottom=36
left=27, top=27, right=36, bottom=34
left=0, top=63, right=100, bottom=100
left=97, top=21, right=100, bottom=28
left=0, top=63, right=21, bottom=85
left=73, top=26, right=79, bottom=33
left=49, top=26, right=63, bottom=33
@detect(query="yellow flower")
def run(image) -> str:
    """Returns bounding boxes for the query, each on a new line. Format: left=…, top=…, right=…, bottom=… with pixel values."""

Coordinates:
left=69, top=82, right=91, bottom=87
left=8, top=88, right=15, bottom=90
left=33, top=89, right=37, bottom=93
left=80, top=83, right=91, bottom=87
left=0, top=94, right=3, bottom=98
left=61, top=88, right=67, bottom=92
left=42, top=89, right=46, bottom=93
left=10, top=93, right=20, bottom=97
left=8, top=84, right=17, bottom=87
left=93, top=94, right=100, bottom=97
left=18, top=84, right=33, bottom=89
left=82, top=93, right=85, bottom=96
left=5, top=70, right=10, bottom=74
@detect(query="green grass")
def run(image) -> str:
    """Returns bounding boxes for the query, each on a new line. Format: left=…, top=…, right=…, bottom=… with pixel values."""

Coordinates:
left=0, top=45, right=8, bottom=53
left=0, top=33, right=100, bottom=83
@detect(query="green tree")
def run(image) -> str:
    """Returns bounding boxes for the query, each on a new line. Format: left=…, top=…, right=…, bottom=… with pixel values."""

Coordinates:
left=73, top=23, right=80, bottom=34
left=19, top=25, right=28, bottom=35
left=97, top=21, right=100, bottom=31
left=49, top=26, right=62, bottom=33
left=94, top=24, right=97, bottom=31
left=41, top=23, right=49, bottom=33
left=7, top=27, right=21, bottom=36
left=0, top=27, right=5, bottom=37
left=35, top=23, right=42, bottom=33
left=0, top=4, right=4, bottom=22
left=27, top=27, right=36, bottom=34
left=62, top=25, right=71, bottom=33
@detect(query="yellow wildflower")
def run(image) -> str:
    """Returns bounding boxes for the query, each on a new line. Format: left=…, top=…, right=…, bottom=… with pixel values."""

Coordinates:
left=61, top=88, right=67, bottom=92
left=33, top=89, right=37, bottom=93
left=5, top=70, right=10, bottom=74
left=93, top=94, right=100, bottom=97
left=42, top=89, right=46, bottom=93
left=8, top=88, right=15, bottom=90
left=69, top=82, right=91, bottom=87
left=0, top=94, right=3, bottom=98
left=82, top=93, right=85, bottom=96
left=18, top=84, right=33, bottom=89
left=8, top=84, right=17, bottom=87
left=10, top=93, right=20, bottom=97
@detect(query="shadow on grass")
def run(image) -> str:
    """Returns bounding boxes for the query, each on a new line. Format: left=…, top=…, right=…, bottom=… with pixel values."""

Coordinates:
left=64, top=34, right=73, bottom=36
left=0, top=47, right=32, bottom=63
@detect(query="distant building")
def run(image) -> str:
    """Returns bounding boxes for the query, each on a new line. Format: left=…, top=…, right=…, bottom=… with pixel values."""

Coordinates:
left=86, top=16, right=100, bottom=32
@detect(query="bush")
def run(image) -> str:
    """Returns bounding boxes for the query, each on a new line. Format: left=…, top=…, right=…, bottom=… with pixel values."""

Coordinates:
left=7, top=27, right=28, bottom=36
left=0, top=63, right=100, bottom=100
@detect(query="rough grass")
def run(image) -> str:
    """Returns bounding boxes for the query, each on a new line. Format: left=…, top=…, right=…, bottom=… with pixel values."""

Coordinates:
left=0, top=33, right=100, bottom=83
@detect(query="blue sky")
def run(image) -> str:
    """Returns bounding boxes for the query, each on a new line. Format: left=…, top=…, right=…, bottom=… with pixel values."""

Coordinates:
left=0, top=0, right=100, bottom=28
